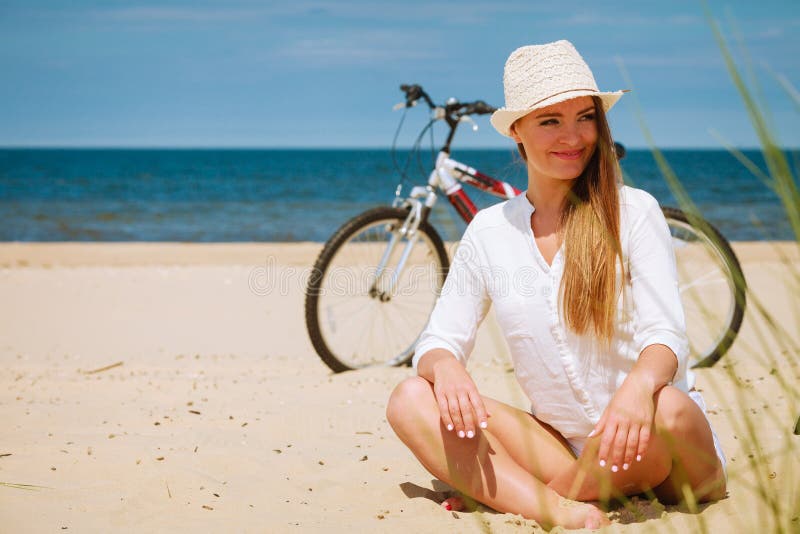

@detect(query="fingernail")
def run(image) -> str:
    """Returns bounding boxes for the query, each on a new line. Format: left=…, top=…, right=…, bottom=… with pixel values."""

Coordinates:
left=611, top=465, right=619, bottom=473
left=623, top=463, right=629, bottom=471
left=466, top=430, right=474, bottom=439
left=599, top=459, right=606, bottom=467
left=587, top=429, right=596, bottom=438
left=636, top=454, right=642, bottom=462
left=458, top=430, right=465, bottom=438
left=443, top=502, right=452, bottom=511
left=479, top=421, right=487, bottom=429
left=447, top=424, right=453, bottom=431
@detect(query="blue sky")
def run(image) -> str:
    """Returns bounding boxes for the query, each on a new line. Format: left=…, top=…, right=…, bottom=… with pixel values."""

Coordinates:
left=1, top=1, right=798, bottom=148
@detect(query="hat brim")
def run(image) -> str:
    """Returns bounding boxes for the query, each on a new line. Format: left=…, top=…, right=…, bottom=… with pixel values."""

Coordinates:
left=490, top=90, right=626, bottom=138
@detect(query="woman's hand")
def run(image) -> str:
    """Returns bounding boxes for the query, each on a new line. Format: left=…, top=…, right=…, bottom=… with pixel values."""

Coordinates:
left=591, top=344, right=678, bottom=471
left=428, top=355, right=489, bottom=439
left=589, top=376, right=655, bottom=472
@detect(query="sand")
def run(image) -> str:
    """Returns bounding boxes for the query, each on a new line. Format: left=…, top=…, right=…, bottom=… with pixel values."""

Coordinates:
left=0, top=242, right=798, bottom=533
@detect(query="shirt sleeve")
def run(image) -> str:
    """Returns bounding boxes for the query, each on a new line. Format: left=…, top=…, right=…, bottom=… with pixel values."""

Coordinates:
left=412, top=223, right=492, bottom=368
left=628, top=192, right=690, bottom=380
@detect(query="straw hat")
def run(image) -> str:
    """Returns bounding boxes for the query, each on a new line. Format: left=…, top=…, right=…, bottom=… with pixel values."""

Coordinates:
left=490, top=40, right=626, bottom=138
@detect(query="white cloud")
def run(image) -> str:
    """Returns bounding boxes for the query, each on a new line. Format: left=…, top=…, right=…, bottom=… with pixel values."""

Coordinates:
left=560, top=12, right=702, bottom=26
left=755, top=26, right=784, bottom=39
left=274, top=31, right=441, bottom=64
left=89, top=6, right=268, bottom=23
left=87, top=1, right=555, bottom=26
left=610, top=53, right=722, bottom=68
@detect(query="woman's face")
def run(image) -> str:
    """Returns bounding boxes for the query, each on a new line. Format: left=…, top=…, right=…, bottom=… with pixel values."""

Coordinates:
left=510, top=96, right=598, bottom=184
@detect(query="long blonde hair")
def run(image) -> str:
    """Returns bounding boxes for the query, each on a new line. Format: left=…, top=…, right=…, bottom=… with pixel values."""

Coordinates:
left=518, top=96, right=624, bottom=343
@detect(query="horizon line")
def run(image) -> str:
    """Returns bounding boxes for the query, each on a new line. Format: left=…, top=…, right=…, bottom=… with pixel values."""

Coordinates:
left=0, top=145, right=791, bottom=151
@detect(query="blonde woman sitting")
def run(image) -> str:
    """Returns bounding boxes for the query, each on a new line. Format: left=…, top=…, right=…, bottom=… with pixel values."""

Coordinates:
left=387, top=40, right=727, bottom=530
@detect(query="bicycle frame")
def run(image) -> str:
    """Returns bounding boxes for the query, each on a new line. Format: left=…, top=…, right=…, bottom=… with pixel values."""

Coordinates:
left=373, top=150, right=522, bottom=298
left=432, top=151, right=521, bottom=222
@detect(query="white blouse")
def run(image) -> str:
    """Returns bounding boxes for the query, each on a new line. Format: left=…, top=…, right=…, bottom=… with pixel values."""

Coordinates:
left=413, top=185, right=691, bottom=450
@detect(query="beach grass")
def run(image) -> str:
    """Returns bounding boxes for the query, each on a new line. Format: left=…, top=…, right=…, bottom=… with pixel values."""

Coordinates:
left=598, top=7, right=800, bottom=533
left=0, top=482, right=48, bottom=491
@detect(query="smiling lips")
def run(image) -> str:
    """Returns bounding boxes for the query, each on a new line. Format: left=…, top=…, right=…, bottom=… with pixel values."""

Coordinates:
left=551, top=148, right=584, bottom=160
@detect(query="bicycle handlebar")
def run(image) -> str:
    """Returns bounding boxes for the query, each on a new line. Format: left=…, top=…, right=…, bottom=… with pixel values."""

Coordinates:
left=399, top=84, right=496, bottom=118
left=400, top=84, right=435, bottom=109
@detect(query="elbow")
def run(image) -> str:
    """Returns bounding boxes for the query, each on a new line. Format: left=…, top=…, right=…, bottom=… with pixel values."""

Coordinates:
left=638, top=331, right=689, bottom=376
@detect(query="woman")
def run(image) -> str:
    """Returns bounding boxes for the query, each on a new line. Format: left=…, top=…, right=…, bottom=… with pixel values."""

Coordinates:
left=386, top=40, right=727, bottom=530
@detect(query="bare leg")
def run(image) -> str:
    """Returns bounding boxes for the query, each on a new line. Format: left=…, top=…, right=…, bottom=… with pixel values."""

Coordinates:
left=386, top=377, right=609, bottom=529
left=547, top=386, right=727, bottom=504
left=651, top=387, right=727, bottom=503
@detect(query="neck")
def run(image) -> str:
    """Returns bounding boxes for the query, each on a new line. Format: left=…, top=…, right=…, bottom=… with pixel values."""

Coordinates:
left=525, top=175, right=575, bottom=217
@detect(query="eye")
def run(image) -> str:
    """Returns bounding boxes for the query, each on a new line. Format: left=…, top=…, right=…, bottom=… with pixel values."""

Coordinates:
left=539, top=118, right=559, bottom=126
left=579, top=113, right=596, bottom=122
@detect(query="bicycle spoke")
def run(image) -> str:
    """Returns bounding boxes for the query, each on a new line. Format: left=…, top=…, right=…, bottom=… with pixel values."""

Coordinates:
left=377, top=305, right=396, bottom=361
left=320, top=295, right=375, bottom=316
left=679, top=270, right=731, bottom=293
left=389, top=305, right=428, bottom=350
left=388, top=297, right=438, bottom=315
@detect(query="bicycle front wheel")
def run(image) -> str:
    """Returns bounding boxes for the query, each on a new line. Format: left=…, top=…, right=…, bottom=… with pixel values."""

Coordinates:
left=305, top=207, right=450, bottom=373
left=662, top=207, right=746, bottom=368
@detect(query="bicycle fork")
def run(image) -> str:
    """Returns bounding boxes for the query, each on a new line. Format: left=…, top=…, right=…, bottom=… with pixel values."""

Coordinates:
left=369, top=186, right=438, bottom=302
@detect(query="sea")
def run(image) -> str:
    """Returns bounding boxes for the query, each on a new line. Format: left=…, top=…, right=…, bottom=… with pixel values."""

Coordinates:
left=0, top=148, right=795, bottom=242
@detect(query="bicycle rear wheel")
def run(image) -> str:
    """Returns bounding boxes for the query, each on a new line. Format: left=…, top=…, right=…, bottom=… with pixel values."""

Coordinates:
left=662, top=207, right=746, bottom=368
left=305, top=207, right=450, bottom=373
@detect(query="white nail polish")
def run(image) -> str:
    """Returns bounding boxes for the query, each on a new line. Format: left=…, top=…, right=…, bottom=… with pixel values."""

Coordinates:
left=458, top=430, right=465, bottom=438
left=623, top=463, right=629, bottom=471
left=587, top=429, right=596, bottom=438
left=611, top=465, right=619, bottom=473
left=447, top=424, right=454, bottom=431
left=599, top=459, right=606, bottom=467
left=467, top=430, right=474, bottom=439
left=636, top=454, right=642, bottom=462
left=480, top=421, right=487, bottom=429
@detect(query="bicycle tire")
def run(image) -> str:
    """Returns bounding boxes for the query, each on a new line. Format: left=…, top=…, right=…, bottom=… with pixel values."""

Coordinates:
left=661, top=206, right=747, bottom=368
left=305, top=206, right=450, bottom=373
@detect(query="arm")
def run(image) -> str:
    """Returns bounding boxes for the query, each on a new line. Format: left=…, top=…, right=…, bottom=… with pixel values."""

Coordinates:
left=417, top=349, right=489, bottom=438
left=625, top=343, right=678, bottom=398
left=628, top=193, right=689, bottom=380
left=413, top=224, right=491, bottom=438
left=593, top=192, right=688, bottom=471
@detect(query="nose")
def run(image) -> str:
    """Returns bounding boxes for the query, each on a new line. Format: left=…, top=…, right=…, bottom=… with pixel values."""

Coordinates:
left=558, top=122, right=581, bottom=146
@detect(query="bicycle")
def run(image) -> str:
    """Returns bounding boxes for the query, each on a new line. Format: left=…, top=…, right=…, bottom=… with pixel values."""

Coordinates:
left=305, top=84, right=747, bottom=373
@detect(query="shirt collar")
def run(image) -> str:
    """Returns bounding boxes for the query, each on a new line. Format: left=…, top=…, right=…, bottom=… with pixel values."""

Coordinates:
left=520, top=190, right=536, bottom=217
left=501, top=191, right=536, bottom=240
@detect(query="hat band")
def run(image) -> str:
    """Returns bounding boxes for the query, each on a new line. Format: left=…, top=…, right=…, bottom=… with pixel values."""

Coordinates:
left=514, top=88, right=600, bottom=111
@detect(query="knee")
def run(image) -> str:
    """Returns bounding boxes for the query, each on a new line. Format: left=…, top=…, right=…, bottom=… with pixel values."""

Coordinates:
left=654, top=386, right=695, bottom=436
left=386, top=376, right=431, bottom=432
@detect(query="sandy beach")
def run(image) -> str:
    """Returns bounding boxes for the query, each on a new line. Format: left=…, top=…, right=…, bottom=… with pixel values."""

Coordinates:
left=1, top=242, right=798, bottom=533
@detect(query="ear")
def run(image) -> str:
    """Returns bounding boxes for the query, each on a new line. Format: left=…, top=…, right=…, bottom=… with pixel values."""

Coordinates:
left=509, top=121, right=521, bottom=143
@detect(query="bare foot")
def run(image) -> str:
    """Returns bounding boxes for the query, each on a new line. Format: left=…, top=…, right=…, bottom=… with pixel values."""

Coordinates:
left=558, top=499, right=611, bottom=530
left=440, top=495, right=464, bottom=512
left=443, top=495, right=608, bottom=530
left=581, top=505, right=611, bottom=529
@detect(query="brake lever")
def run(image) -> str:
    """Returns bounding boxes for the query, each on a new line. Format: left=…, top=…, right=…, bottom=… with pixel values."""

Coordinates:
left=459, top=115, right=478, bottom=132
left=393, top=100, right=418, bottom=111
